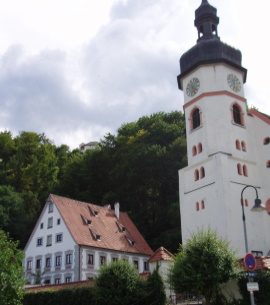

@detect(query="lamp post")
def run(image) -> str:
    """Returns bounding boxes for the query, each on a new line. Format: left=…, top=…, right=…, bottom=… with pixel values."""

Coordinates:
left=240, top=185, right=266, bottom=305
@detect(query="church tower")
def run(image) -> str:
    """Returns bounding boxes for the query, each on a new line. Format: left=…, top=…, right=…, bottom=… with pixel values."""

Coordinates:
left=178, top=0, right=270, bottom=257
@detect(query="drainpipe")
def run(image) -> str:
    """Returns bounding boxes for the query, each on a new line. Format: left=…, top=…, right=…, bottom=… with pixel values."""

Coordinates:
left=78, top=245, right=81, bottom=281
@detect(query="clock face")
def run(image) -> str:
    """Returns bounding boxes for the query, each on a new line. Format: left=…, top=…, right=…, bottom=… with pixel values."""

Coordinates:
left=186, top=78, right=200, bottom=97
left=227, top=74, right=241, bottom=92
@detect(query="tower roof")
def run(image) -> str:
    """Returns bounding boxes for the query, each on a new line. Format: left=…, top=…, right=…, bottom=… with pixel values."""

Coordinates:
left=178, top=0, right=247, bottom=88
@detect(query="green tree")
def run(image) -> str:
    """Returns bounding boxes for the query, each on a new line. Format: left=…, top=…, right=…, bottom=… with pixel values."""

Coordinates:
left=171, top=228, right=238, bottom=305
left=0, top=230, right=24, bottom=305
left=146, top=264, right=166, bottom=305
left=94, top=260, right=146, bottom=305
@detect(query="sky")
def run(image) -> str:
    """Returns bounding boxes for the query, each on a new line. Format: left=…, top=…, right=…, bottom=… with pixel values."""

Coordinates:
left=0, top=0, right=269, bottom=149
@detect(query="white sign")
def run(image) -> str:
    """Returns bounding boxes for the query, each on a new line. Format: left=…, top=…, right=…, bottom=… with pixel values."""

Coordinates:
left=247, top=282, right=259, bottom=291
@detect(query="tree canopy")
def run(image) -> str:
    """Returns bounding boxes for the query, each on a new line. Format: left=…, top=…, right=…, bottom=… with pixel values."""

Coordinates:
left=171, top=228, right=238, bottom=305
left=0, top=230, right=25, bottom=305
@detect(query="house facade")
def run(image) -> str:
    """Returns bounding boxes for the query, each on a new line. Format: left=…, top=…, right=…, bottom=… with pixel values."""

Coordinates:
left=23, top=194, right=153, bottom=284
left=178, top=0, right=270, bottom=258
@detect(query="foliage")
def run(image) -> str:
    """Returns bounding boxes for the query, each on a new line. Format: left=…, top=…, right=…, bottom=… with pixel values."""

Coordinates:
left=0, top=230, right=25, bottom=305
left=171, top=228, right=238, bottom=305
left=23, top=286, right=96, bottom=305
left=146, top=264, right=166, bottom=305
left=237, top=270, right=270, bottom=305
left=94, top=260, right=146, bottom=305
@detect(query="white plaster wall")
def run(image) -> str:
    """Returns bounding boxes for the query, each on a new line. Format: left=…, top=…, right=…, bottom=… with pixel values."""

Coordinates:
left=24, top=200, right=77, bottom=284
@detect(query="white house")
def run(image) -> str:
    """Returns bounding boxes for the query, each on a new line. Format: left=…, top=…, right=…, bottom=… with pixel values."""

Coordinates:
left=178, top=0, right=270, bottom=258
left=23, top=194, right=154, bottom=284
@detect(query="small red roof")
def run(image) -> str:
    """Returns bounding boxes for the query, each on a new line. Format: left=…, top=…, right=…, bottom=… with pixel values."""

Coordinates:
left=50, top=194, right=153, bottom=256
left=240, top=256, right=270, bottom=271
left=148, top=247, right=175, bottom=263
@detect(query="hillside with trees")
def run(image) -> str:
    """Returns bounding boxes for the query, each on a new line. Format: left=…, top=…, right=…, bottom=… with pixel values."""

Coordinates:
left=0, top=111, right=187, bottom=252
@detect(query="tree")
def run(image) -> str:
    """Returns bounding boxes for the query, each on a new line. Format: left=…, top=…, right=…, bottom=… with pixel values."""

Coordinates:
left=0, top=230, right=24, bottom=305
left=146, top=264, right=166, bottom=305
left=94, top=260, right=146, bottom=305
left=171, top=228, right=238, bottom=305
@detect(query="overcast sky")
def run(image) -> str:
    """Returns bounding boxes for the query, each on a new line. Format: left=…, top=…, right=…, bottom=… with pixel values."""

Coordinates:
left=0, top=0, right=268, bottom=149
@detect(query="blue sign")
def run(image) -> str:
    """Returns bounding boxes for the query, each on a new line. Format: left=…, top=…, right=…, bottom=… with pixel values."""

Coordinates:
left=244, top=253, right=256, bottom=271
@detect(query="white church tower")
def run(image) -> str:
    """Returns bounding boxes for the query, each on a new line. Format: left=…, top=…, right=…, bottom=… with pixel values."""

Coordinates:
left=178, top=0, right=270, bottom=258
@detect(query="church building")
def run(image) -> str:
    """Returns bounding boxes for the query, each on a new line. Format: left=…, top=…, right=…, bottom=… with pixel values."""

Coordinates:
left=178, top=0, right=270, bottom=258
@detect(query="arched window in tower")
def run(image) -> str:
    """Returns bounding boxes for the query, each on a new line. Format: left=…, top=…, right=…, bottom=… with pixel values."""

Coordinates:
left=192, top=145, right=197, bottom=156
left=263, top=137, right=270, bottom=145
left=241, top=141, right=246, bottom=152
left=237, top=163, right=242, bottom=175
left=243, top=165, right=248, bottom=177
left=266, top=199, right=270, bottom=215
left=200, top=167, right=205, bottom=179
left=198, top=143, right=203, bottom=153
left=235, top=140, right=240, bottom=150
left=201, top=200, right=205, bottom=209
left=231, top=103, right=244, bottom=126
left=194, top=169, right=199, bottom=181
left=191, top=108, right=201, bottom=130
left=266, top=161, right=270, bottom=168
left=196, top=202, right=200, bottom=211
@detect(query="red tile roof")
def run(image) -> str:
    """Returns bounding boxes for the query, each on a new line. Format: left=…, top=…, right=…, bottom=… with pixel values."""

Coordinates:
left=248, top=108, right=270, bottom=125
left=50, top=194, right=153, bottom=256
left=25, top=280, right=94, bottom=291
left=148, top=247, right=175, bottom=262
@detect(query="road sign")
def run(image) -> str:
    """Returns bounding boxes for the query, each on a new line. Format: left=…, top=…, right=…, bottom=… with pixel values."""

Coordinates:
left=247, top=282, right=259, bottom=291
left=244, top=253, right=256, bottom=271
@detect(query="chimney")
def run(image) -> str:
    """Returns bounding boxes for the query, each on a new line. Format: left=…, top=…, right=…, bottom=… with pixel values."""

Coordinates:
left=114, top=202, right=120, bottom=219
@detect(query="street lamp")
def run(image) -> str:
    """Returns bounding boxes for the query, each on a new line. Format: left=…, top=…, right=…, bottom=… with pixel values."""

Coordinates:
left=240, top=185, right=266, bottom=305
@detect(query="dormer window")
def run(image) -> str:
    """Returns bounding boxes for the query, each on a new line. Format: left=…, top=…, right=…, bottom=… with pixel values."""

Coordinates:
left=90, top=229, right=101, bottom=241
left=116, top=222, right=126, bottom=232
left=88, top=206, right=98, bottom=216
left=126, top=236, right=135, bottom=246
left=82, top=215, right=92, bottom=225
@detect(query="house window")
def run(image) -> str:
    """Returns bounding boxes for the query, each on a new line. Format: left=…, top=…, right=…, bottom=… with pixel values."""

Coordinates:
left=88, top=254, right=94, bottom=265
left=46, top=257, right=51, bottom=268
left=198, top=143, right=202, bottom=153
left=191, top=108, right=201, bottom=130
left=66, top=276, right=71, bottom=283
left=196, top=202, right=199, bottom=211
left=245, top=199, right=248, bottom=207
left=112, top=257, right=118, bottom=262
left=55, top=278, right=61, bottom=284
left=44, top=278, right=51, bottom=284
left=37, top=238, right=43, bottom=247
left=27, top=260, right=32, bottom=270
left=133, top=260, right=139, bottom=269
left=56, top=233, right=63, bottom=243
left=66, top=254, right=72, bottom=265
left=100, top=256, right=106, bottom=265
left=40, top=223, right=43, bottom=229
left=266, top=161, right=270, bottom=168
left=266, top=199, right=270, bottom=215
left=56, top=256, right=62, bottom=266
left=243, top=165, right=248, bottom=177
left=57, top=218, right=61, bottom=225
left=251, top=251, right=263, bottom=257
left=46, top=235, right=52, bottom=246
left=48, top=217, right=53, bottom=228
left=48, top=202, right=53, bottom=213
left=144, top=262, right=149, bottom=272
left=36, top=259, right=41, bottom=270
left=236, top=140, right=241, bottom=150
left=192, top=145, right=197, bottom=156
